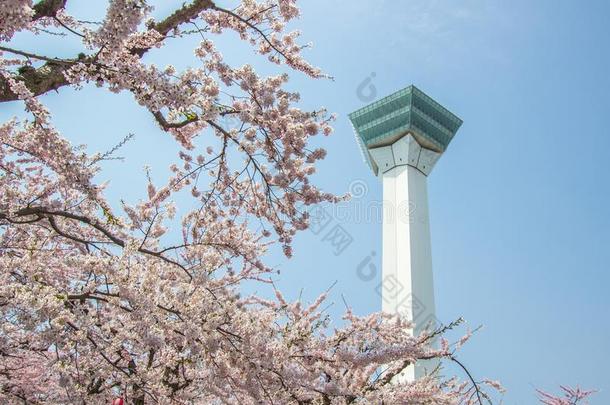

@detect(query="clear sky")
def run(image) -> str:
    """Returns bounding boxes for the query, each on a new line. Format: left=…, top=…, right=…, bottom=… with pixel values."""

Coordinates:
left=2, top=1, right=609, bottom=403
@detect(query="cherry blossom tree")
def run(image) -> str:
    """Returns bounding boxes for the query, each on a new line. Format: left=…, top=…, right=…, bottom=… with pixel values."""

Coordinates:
left=0, top=1, right=589, bottom=404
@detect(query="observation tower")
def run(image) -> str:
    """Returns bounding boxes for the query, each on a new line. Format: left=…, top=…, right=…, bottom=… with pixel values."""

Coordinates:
left=349, top=85, right=462, bottom=379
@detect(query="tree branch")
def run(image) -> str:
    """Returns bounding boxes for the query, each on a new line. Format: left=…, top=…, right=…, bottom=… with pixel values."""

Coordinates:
left=0, top=0, right=216, bottom=103
left=213, top=5, right=292, bottom=64
left=0, top=59, right=72, bottom=102
left=32, top=0, right=68, bottom=21
left=152, top=111, right=198, bottom=130
left=152, top=0, right=214, bottom=37
left=0, top=207, right=194, bottom=280
left=0, top=46, right=75, bottom=65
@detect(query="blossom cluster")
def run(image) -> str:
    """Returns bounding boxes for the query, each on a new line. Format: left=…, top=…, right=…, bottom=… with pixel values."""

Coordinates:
left=0, top=0, right=33, bottom=41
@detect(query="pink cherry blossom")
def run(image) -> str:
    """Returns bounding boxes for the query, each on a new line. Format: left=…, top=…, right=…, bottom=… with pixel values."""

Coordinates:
left=537, top=385, right=596, bottom=405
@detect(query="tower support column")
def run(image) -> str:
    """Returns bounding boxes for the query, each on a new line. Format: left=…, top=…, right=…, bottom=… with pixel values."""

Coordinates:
left=369, top=135, right=439, bottom=380
left=381, top=164, right=435, bottom=332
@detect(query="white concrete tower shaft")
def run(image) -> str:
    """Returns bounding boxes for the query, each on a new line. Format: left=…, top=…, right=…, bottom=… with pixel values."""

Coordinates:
left=369, top=134, right=440, bottom=380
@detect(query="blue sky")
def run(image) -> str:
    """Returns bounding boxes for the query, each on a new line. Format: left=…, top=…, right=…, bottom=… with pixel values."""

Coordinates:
left=2, top=0, right=609, bottom=403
